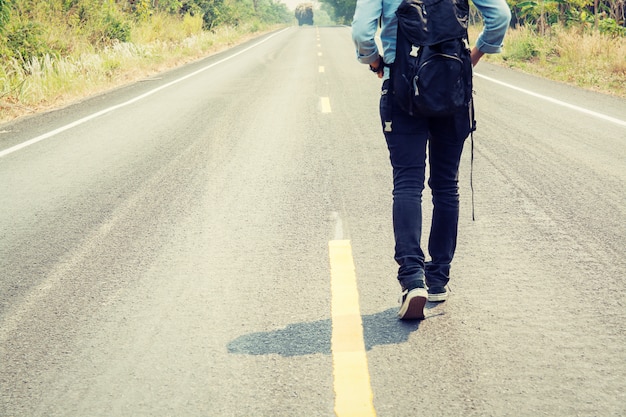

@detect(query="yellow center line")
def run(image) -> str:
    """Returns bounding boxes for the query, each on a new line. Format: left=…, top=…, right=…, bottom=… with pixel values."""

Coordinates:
left=321, top=97, right=332, bottom=113
left=329, top=240, right=376, bottom=417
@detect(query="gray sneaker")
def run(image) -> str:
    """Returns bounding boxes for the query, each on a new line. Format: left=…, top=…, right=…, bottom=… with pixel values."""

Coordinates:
left=398, top=287, right=428, bottom=319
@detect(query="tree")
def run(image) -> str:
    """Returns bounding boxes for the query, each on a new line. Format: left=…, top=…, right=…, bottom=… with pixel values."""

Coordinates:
left=258, top=0, right=291, bottom=24
left=507, top=0, right=625, bottom=30
left=318, top=0, right=355, bottom=24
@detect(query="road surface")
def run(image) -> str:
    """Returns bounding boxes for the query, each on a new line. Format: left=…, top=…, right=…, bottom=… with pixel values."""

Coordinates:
left=1, top=26, right=625, bottom=416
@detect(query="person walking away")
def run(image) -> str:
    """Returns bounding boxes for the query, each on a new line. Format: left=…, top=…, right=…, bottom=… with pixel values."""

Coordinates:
left=351, top=0, right=511, bottom=319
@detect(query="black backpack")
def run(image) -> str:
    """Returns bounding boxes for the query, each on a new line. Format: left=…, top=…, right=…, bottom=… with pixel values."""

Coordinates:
left=391, top=0, right=474, bottom=118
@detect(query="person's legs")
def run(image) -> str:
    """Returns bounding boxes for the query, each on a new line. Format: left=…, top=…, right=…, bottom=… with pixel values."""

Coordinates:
left=380, top=81, right=430, bottom=319
left=425, top=113, right=470, bottom=296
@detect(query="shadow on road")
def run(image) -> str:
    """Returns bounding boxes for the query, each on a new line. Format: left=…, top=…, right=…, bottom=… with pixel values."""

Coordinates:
left=227, top=308, right=425, bottom=357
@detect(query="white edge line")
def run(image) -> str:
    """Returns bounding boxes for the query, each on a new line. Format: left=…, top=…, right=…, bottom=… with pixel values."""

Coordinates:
left=474, top=72, right=626, bottom=128
left=0, top=27, right=292, bottom=159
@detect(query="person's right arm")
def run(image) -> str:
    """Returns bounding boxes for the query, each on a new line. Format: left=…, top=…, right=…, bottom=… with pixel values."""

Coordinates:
left=351, top=0, right=384, bottom=68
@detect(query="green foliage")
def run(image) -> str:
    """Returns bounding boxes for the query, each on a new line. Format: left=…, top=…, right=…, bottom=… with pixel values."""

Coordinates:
left=259, top=0, right=292, bottom=24
left=201, top=0, right=229, bottom=30
left=155, top=0, right=184, bottom=13
left=502, top=29, right=544, bottom=59
left=0, top=0, right=292, bottom=67
left=68, top=2, right=133, bottom=44
left=101, top=12, right=132, bottom=42
left=598, top=17, right=626, bottom=36
left=0, top=0, right=10, bottom=33
left=319, top=0, right=356, bottom=24
left=507, top=0, right=626, bottom=33
left=3, top=20, right=53, bottom=62
left=479, top=23, right=626, bottom=97
left=197, top=0, right=289, bottom=30
left=312, top=8, right=333, bottom=25
left=130, top=0, right=154, bottom=20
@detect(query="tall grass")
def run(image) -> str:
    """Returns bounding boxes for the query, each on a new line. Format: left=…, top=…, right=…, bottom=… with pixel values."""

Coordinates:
left=471, top=24, right=626, bottom=97
left=0, top=12, right=279, bottom=123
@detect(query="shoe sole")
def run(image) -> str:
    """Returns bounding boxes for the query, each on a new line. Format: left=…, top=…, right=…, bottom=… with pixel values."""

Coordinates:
left=398, top=288, right=428, bottom=320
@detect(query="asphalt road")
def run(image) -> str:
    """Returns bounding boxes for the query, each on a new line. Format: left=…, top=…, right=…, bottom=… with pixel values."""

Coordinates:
left=1, top=26, right=625, bottom=416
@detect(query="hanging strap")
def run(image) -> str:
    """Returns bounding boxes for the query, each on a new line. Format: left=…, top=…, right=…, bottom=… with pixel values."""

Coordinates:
left=470, top=130, right=475, bottom=221
left=469, top=98, right=476, bottom=221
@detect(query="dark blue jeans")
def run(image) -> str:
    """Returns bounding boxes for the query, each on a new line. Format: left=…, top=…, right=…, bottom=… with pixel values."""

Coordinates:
left=379, top=80, right=471, bottom=291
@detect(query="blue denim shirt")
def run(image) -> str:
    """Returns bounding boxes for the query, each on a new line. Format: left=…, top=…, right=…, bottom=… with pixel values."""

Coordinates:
left=352, top=0, right=511, bottom=77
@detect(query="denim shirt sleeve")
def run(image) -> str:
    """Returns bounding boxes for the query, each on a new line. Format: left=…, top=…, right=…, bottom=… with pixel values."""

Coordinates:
left=352, top=0, right=384, bottom=65
left=471, top=0, right=512, bottom=54
left=352, top=0, right=402, bottom=77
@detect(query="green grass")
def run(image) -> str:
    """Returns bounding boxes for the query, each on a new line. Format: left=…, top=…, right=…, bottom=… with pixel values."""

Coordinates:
left=0, top=12, right=283, bottom=123
left=470, top=24, right=626, bottom=98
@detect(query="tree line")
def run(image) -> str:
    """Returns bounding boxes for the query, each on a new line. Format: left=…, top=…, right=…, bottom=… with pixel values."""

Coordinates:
left=0, top=0, right=293, bottom=62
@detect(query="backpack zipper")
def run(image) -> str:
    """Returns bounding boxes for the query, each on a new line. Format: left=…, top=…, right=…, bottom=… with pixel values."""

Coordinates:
left=413, top=53, right=463, bottom=96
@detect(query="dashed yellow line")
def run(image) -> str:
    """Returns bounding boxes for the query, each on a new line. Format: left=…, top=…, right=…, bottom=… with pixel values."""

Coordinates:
left=329, top=240, right=376, bottom=417
left=321, top=97, right=332, bottom=113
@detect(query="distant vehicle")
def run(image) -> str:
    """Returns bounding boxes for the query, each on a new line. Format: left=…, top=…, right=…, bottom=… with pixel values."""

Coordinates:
left=295, top=3, right=314, bottom=26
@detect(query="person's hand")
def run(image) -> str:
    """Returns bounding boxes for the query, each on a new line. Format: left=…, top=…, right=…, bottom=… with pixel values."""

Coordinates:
left=470, top=47, right=485, bottom=67
left=369, top=55, right=384, bottom=79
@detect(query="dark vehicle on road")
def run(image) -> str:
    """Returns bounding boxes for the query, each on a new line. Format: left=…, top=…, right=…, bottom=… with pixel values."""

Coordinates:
left=295, top=3, right=314, bottom=25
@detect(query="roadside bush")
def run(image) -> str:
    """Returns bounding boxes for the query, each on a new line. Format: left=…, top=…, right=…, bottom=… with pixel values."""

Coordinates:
left=3, top=20, right=53, bottom=64
left=100, top=13, right=132, bottom=44
left=501, top=28, right=543, bottom=61
left=598, top=18, right=626, bottom=37
left=64, top=1, right=133, bottom=45
left=0, top=0, right=10, bottom=32
left=130, top=0, right=154, bottom=20
left=472, top=23, right=626, bottom=97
